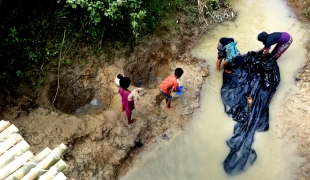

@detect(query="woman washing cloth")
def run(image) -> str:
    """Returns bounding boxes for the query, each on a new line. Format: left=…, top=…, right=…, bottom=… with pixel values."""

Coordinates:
left=216, top=37, right=240, bottom=74
left=257, top=31, right=293, bottom=60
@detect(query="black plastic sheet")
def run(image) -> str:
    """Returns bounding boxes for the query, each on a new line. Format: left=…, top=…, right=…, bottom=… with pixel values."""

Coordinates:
left=221, top=51, right=280, bottom=175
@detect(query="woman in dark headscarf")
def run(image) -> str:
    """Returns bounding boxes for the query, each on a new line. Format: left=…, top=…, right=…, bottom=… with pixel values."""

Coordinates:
left=257, top=31, right=293, bottom=60
left=216, top=37, right=240, bottom=73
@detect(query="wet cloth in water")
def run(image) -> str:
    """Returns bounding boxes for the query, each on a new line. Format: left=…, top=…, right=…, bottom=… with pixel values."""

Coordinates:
left=221, top=51, right=280, bottom=175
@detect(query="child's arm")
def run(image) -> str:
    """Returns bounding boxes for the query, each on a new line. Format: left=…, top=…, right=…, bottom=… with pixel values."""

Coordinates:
left=171, top=81, right=180, bottom=92
left=127, top=93, right=134, bottom=102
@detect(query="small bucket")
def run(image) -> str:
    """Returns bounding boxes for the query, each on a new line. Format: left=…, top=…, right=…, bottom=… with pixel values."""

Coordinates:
left=176, top=86, right=184, bottom=96
left=171, top=79, right=183, bottom=97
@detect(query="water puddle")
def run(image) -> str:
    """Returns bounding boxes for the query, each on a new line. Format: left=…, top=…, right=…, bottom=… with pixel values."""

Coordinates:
left=74, top=98, right=103, bottom=115
left=121, top=0, right=309, bottom=179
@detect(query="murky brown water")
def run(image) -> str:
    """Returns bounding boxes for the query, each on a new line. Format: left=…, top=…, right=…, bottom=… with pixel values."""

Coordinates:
left=121, top=0, right=309, bottom=179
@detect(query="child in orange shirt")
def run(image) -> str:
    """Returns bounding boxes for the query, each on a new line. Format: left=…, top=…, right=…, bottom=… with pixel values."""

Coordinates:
left=159, top=68, right=184, bottom=109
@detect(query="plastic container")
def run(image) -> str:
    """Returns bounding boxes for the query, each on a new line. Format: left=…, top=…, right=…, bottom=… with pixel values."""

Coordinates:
left=176, top=86, right=184, bottom=96
left=171, top=79, right=183, bottom=97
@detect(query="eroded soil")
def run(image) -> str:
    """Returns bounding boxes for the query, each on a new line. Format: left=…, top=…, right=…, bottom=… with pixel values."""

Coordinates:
left=275, top=1, right=310, bottom=179
left=1, top=1, right=310, bottom=180
left=0, top=3, right=235, bottom=180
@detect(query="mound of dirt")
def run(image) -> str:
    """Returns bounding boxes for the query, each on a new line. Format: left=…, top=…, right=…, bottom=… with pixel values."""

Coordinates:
left=6, top=53, right=208, bottom=179
left=287, top=0, right=310, bottom=23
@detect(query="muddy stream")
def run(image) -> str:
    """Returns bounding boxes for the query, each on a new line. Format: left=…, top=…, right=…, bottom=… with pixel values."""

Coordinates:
left=121, top=0, right=309, bottom=179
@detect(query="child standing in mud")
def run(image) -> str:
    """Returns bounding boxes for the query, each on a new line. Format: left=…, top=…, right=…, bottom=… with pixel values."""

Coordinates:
left=159, top=68, right=184, bottom=109
left=119, top=77, right=136, bottom=125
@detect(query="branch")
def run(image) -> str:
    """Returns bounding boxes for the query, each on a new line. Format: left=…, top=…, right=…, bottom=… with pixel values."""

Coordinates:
left=52, top=28, right=66, bottom=110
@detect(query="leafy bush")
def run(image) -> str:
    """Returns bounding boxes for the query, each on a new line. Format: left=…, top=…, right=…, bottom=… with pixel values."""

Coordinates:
left=303, top=6, right=310, bottom=19
left=0, top=0, right=187, bottom=93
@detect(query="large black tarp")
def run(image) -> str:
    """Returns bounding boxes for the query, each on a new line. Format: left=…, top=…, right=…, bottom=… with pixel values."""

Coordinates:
left=221, top=51, right=280, bottom=175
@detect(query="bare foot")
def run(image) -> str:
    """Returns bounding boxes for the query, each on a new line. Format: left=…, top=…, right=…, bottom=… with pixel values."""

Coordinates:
left=167, top=106, right=174, bottom=109
left=128, top=119, right=137, bottom=125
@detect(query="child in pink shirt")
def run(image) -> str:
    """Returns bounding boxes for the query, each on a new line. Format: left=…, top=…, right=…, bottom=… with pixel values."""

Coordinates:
left=119, top=77, right=136, bottom=125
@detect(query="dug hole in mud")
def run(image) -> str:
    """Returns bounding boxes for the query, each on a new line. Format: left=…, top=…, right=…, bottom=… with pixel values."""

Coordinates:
left=33, top=51, right=208, bottom=179
left=2, top=0, right=310, bottom=179
left=2, top=4, right=238, bottom=178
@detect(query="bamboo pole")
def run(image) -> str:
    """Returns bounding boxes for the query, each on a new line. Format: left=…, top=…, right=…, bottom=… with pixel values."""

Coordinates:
left=0, top=150, right=34, bottom=180
left=0, top=120, right=10, bottom=133
left=0, top=124, right=19, bottom=141
left=0, top=140, right=30, bottom=169
left=53, top=172, right=67, bottom=180
left=7, top=148, right=52, bottom=180
left=21, top=143, right=68, bottom=180
left=0, top=133, right=23, bottom=156
left=38, top=160, right=68, bottom=180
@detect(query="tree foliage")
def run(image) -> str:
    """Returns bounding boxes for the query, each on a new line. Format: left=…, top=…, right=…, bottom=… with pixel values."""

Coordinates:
left=0, top=0, right=187, bottom=94
left=64, top=0, right=146, bottom=37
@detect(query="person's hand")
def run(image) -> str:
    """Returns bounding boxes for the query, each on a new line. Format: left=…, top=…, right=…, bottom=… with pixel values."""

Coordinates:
left=224, top=69, right=232, bottom=74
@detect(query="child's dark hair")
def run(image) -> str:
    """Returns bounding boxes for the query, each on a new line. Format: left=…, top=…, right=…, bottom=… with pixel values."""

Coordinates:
left=120, top=77, right=131, bottom=89
left=174, top=68, right=184, bottom=77
left=117, top=73, right=124, bottom=79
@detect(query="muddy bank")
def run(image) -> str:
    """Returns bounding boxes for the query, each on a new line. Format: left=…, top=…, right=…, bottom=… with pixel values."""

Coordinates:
left=287, top=0, right=310, bottom=23
left=276, top=49, right=310, bottom=180
left=1, top=3, right=236, bottom=180
left=1, top=0, right=309, bottom=179
left=275, top=1, right=310, bottom=180
left=5, top=47, right=209, bottom=180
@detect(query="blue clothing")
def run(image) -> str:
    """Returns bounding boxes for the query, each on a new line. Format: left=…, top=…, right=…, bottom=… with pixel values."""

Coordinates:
left=160, top=90, right=172, bottom=100
left=218, top=37, right=235, bottom=59
left=222, top=41, right=239, bottom=63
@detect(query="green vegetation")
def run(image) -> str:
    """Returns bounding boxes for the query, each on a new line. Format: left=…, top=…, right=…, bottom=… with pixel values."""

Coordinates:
left=298, top=0, right=310, bottom=19
left=303, top=6, right=310, bottom=19
left=0, top=0, right=225, bottom=96
left=0, top=0, right=189, bottom=91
